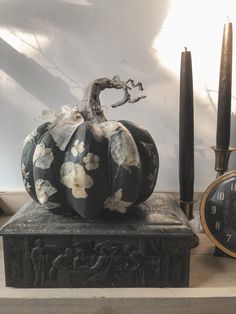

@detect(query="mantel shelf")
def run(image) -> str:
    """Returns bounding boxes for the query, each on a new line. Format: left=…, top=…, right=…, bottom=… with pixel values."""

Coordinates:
left=0, top=194, right=236, bottom=314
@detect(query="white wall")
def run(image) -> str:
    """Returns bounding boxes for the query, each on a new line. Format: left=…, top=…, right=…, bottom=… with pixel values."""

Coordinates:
left=1, top=0, right=236, bottom=192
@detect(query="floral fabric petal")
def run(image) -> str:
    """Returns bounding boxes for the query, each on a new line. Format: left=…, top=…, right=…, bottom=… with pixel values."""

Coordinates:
left=83, top=153, right=100, bottom=170
left=49, top=107, right=84, bottom=151
left=60, top=162, right=76, bottom=188
left=72, top=185, right=87, bottom=198
left=104, top=189, right=132, bottom=214
left=74, top=164, right=93, bottom=188
left=23, top=128, right=38, bottom=147
left=60, top=162, right=93, bottom=199
left=71, top=140, right=85, bottom=157
left=35, top=179, right=57, bottom=204
left=33, top=143, right=54, bottom=169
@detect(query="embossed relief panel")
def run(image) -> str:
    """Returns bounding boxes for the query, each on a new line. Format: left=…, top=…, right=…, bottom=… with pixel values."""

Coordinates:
left=4, top=237, right=24, bottom=287
left=3, top=236, right=188, bottom=288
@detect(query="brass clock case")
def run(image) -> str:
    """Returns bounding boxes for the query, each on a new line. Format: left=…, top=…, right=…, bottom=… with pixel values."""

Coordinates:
left=200, top=170, right=236, bottom=258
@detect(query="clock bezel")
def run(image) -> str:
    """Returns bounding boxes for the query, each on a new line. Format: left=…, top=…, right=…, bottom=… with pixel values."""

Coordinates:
left=200, top=170, right=236, bottom=258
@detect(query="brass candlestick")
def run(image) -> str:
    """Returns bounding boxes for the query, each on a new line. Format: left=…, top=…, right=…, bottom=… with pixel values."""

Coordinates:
left=179, top=200, right=194, bottom=220
left=179, top=200, right=199, bottom=248
left=211, top=146, right=236, bottom=177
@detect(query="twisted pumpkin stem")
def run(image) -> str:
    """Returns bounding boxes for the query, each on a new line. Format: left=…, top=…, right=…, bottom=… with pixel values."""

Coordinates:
left=111, top=76, right=147, bottom=108
left=81, top=76, right=146, bottom=123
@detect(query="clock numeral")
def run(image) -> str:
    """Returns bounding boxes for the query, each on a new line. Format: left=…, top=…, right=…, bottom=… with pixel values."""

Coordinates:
left=231, top=183, right=236, bottom=191
left=211, top=206, right=217, bottom=214
left=226, top=233, right=232, bottom=243
left=215, top=221, right=221, bottom=230
left=217, top=192, right=224, bottom=200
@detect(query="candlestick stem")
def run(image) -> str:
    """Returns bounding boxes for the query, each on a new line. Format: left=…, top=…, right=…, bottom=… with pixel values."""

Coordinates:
left=216, top=22, right=233, bottom=150
left=179, top=49, right=194, bottom=220
left=211, top=146, right=236, bottom=177
left=179, top=200, right=194, bottom=220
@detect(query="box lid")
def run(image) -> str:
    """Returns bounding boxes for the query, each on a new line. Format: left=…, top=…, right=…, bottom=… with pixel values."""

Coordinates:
left=0, top=192, right=194, bottom=237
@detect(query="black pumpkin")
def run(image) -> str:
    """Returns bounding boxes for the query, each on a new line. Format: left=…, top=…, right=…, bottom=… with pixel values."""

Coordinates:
left=21, top=77, right=159, bottom=218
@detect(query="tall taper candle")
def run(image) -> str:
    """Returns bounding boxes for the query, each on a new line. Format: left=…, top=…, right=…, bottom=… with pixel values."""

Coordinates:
left=179, top=48, right=194, bottom=219
left=216, top=21, right=233, bottom=150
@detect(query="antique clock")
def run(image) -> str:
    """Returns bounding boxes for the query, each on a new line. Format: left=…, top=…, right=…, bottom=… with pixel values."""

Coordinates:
left=200, top=171, right=236, bottom=258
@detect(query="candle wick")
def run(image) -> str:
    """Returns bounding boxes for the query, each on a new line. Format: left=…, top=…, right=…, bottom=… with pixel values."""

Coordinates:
left=227, top=16, right=230, bottom=22
left=184, top=47, right=187, bottom=52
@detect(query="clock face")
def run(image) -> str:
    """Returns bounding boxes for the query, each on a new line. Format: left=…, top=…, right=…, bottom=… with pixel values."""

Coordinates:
left=200, top=171, right=236, bottom=258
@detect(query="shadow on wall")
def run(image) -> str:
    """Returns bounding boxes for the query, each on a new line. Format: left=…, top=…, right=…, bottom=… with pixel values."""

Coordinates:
left=0, top=0, right=224, bottom=191
left=0, top=0, right=170, bottom=76
left=0, top=38, right=78, bottom=108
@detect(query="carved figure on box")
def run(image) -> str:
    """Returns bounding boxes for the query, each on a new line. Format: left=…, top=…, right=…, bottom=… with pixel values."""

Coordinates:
left=86, top=243, right=112, bottom=285
left=49, top=247, right=73, bottom=281
left=31, top=239, right=47, bottom=287
left=73, top=248, right=89, bottom=272
left=21, top=76, right=159, bottom=219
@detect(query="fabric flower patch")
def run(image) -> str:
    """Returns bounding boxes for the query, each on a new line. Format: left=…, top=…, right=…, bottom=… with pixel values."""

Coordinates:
left=91, top=124, right=104, bottom=139
left=71, top=139, right=85, bottom=157
left=83, top=153, right=99, bottom=170
left=23, top=128, right=37, bottom=147
left=104, top=189, right=132, bottom=213
left=25, top=181, right=32, bottom=192
left=35, top=179, right=57, bottom=204
left=60, top=162, right=93, bottom=199
left=49, top=107, right=84, bottom=151
left=102, top=121, right=119, bottom=137
left=110, top=131, right=140, bottom=168
left=21, top=163, right=31, bottom=192
left=33, top=143, right=54, bottom=169
left=21, top=163, right=29, bottom=180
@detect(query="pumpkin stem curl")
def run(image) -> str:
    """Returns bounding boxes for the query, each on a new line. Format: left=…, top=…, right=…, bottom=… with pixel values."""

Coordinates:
left=81, top=76, right=147, bottom=123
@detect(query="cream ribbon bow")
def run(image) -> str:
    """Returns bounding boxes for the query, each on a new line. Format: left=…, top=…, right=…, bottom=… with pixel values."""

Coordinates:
left=49, top=105, right=84, bottom=151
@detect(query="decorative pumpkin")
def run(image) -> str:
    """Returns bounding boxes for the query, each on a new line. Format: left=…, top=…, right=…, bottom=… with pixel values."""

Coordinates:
left=21, top=76, right=159, bottom=219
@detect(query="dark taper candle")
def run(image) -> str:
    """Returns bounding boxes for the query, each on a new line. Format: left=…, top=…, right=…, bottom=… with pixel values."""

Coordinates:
left=216, top=21, right=233, bottom=150
left=179, top=48, right=194, bottom=219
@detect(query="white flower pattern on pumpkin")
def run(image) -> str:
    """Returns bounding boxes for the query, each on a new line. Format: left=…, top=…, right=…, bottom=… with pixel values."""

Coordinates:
left=83, top=153, right=99, bottom=170
left=101, top=121, right=119, bottom=137
left=110, top=131, right=140, bottom=168
left=91, top=124, right=104, bottom=139
left=102, top=121, right=140, bottom=168
left=35, top=179, right=57, bottom=204
left=60, top=162, right=93, bottom=199
left=33, top=143, right=54, bottom=169
left=23, top=128, right=37, bottom=147
left=104, top=189, right=132, bottom=214
left=21, top=163, right=29, bottom=180
left=49, top=107, right=84, bottom=151
left=25, top=181, right=32, bottom=192
left=71, top=139, right=85, bottom=157
left=21, top=164, right=31, bottom=192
